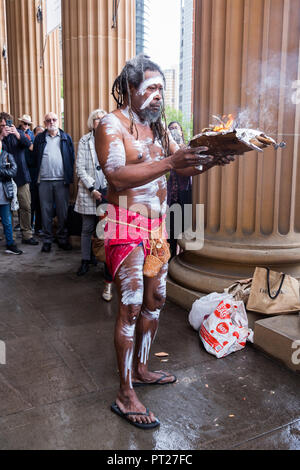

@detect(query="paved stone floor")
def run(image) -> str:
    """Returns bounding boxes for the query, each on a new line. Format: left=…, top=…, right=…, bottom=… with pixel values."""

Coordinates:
left=0, top=230, right=299, bottom=450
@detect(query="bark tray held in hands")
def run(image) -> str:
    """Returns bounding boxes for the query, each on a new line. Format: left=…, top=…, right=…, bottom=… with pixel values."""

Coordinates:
left=189, top=129, right=286, bottom=159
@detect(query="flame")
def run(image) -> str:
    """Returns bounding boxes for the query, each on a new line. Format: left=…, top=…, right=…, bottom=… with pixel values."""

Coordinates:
left=212, top=114, right=235, bottom=132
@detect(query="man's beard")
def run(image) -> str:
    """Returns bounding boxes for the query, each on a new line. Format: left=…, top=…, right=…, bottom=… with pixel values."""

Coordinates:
left=139, top=105, right=162, bottom=124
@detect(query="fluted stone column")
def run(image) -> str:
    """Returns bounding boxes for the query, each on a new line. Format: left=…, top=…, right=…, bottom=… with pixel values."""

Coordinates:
left=61, top=0, right=135, bottom=147
left=0, top=0, right=9, bottom=111
left=169, top=0, right=300, bottom=293
left=5, top=0, right=61, bottom=126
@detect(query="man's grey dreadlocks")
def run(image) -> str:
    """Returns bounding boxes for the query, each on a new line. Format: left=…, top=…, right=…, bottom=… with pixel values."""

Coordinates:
left=111, top=54, right=170, bottom=157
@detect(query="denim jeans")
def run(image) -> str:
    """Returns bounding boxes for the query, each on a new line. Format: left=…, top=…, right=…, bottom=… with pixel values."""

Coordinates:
left=0, top=204, right=14, bottom=246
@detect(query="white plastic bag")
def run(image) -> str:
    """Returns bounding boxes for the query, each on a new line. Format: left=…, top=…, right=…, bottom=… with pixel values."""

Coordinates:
left=189, top=292, right=234, bottom=331
left=199, top=300, right=253, bottom=358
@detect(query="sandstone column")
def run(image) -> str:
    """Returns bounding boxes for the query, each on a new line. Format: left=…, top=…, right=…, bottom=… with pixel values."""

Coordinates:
left=0, top=0, right=9, bottom=111
left=5, top=0, right=61, bottom=127
left=169, top=0, right=300, bottom=293
left=61, top=0, right=135, bottom=147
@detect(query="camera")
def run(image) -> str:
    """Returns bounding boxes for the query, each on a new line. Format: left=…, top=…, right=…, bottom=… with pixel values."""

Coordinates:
left=6, top=119, right=13, bottom=127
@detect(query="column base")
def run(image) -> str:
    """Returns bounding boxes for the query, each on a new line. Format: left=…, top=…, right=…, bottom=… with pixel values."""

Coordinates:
left=168, top=239, right=300, bottom=294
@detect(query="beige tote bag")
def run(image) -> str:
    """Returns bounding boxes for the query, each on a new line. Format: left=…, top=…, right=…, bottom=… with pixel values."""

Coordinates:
left=246, top=267, right=300, bottom=314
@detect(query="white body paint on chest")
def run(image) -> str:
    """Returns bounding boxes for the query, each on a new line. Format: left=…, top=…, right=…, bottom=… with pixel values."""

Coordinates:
left=131, top=136, right=152, bottom=161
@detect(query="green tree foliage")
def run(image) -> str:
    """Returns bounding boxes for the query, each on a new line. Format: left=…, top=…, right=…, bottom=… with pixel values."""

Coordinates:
left=164, top=105, right=194, bottom=142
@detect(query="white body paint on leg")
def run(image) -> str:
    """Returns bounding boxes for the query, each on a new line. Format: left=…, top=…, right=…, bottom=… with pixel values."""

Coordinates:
left=121, top=323, right=135, bottom=341
left=124, top=347, right=133, bottom=388
left=141, top=307, right=161, bottom=321
left=138, top=330, right=152, bottom=365
left=118, top=250, right=144, bottom=306
left=156, top=263, right=168, bottom=298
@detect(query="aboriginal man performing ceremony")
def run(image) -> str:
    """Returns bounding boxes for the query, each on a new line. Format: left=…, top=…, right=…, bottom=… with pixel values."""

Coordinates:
left=95, top=54, right=234, bottom=429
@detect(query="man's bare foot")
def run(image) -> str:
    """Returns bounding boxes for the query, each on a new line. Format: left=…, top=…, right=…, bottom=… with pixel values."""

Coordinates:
left=115, top=388, right=157, bottom=425
left=132, top=369, right=177, bottom=386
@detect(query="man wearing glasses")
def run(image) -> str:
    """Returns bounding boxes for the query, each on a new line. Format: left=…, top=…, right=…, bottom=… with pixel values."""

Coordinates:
left=33, top=112, right=75, bottom=253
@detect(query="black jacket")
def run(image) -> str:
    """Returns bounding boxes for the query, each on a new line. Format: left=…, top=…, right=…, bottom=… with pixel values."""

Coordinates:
left=0, top=151, right=17, bottom=200
left=33, top=129, right=75, bottom=185
left=2, top=131, right=32, bottom=187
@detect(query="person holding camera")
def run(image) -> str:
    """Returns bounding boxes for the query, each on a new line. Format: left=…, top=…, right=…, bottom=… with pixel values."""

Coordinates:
left=0, top=138, right=22, bottom=255
left=74, top=109, right=113, bottom=301
left=0, top=112, right=38, bottom=247
left=17, top=116, right=43, bottom=236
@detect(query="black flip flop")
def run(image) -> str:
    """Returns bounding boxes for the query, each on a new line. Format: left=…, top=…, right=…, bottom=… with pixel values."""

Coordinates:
left=111, top=402, right=160, bottom=429
left=132, top=372, right=177, bottom=388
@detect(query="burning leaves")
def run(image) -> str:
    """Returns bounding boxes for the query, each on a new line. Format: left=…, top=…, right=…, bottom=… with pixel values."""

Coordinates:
left=211, top=114, right=235, bottom=132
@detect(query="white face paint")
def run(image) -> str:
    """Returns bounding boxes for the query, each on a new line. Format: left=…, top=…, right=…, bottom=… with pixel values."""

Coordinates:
left=138, top=330, right=152, bottom=365
left=118, top=252, right=144, bottom=306
left=137, top=76, right=164, bottom=111
left=124, top=347, right=133, bottom=388
left=137, top=76, right=164, bottom=96
left=140, top=91, right=160, bottom=110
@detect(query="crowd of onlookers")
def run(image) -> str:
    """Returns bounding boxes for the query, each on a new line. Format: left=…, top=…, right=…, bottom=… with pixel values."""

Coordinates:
left=0, top=109, right=189, bottom=303
left=0, top=109, right=115, bottom=301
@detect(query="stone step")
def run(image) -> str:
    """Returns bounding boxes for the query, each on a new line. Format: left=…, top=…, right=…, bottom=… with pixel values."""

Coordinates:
left=167, top=277, right=300, bottom=372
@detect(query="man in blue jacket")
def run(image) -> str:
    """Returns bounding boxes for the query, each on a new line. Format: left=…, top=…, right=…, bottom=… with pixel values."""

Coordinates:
left=33, top=112, right=75, bottom=253
left=0, top=112, right=38, bottom=246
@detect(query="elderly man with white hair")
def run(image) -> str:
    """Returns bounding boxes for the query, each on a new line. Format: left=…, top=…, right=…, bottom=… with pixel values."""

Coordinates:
left=33, top=112, right=75, bottom=253
left=74, top=109, right=113, bottom=301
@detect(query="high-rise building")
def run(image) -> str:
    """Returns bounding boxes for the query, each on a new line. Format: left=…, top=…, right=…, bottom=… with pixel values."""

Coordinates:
left=135, top=0, right=150, bottom=55
left=163, top=67, right=178, bottom=109
left=179, top=0, right=195, bottom=124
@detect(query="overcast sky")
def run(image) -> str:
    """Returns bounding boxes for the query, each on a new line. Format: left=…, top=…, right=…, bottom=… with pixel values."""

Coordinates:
left=145, top=0, right=181, bottom=70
